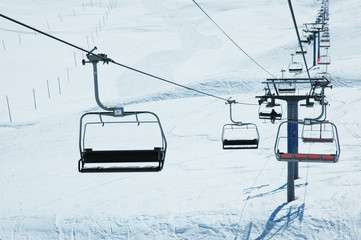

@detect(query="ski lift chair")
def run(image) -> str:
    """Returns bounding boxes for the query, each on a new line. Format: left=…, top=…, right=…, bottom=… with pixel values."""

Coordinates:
left=258, top=101, right=282, bottom=123
left=295, top=45, right=307, bottom=55
left=288, top=54, right=303, bottom=73
left=274, top=120, right=340, bottom=163
left=300, top=30, right=309, bottom=43
left=320, top=40, right=330, bottom=48
left=79, top=51, right=167, bottom=173
left=316, top=72, right=331, bottom=81
left=301, top=30, right=314, bottom=44
left=322, top=32, right=330, bottom=38
left=300, top=36, right=311, bottom=44
left=318, top=55, right=331, bottom=65
left=289, top=62, right=303, bottom=73
left=78, top=111, right=167, bottom=173
left=300, top=38, right=308, bottom=44
left=222, top=123, right=260, bottom=149
left=301, top=120, right=335, bottom=143
left=221, top=101, right=260, bottom=149
left=321, top=36, right=330, bottom=43
left=278, top=80, right=296, bottom=94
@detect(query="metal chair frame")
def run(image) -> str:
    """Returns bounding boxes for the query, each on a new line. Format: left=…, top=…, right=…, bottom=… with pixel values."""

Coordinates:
left=221, top=101, right=260, bottom=149
left=79, top=111, right=167, bottom=172
left=274, top=120, right=340, bottom=163
left=288, top=54, right=303, bottom=73
left=258, top=101, right=283, bottom=122
left=78, top=51, right=167, bottom=172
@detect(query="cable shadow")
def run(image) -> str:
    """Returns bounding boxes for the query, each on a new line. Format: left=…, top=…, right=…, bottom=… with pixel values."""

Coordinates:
left=246, top=182, right=308, bottom=200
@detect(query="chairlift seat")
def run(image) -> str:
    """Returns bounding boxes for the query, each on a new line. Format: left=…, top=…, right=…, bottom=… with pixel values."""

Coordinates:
left=258, top=102, right=283, bottom=122
left=274, top=121, right=340, bottom=163
left=288, top=54, right=303, bottom=73
left=295, top=49, right=307, bottom=55
left=295, top=46, right=307, bottom=55
left=289, top=67, right=303, bottom=73
left=78, top=111, right=167, bottom=173
left=79, top=148, right=165, bottom=172
left=318, top=57, right=331, bottom=65
left=320, top=42, right=330, bottom=48
left=320, top=38, right=330, bottom=42
left=223, top=139, right=259, bottom=149
left=322, top=33, right=330, bottom=38
left=302, top=137, right=334, bottom=143
left=221, top=117, right=260, bottom=150
left=82, top=148, right=164, bottom=163
left=278, top=152, right=336, bottom=163
left=315, top=72, right=331, bottom=80
left=259, top=112, right=282, bottom=119
left=278, top=87, right=296, bottom=93
left=302, top=121, right=335, bottom=143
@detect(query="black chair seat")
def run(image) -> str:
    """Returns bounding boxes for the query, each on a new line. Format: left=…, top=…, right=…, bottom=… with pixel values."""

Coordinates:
left=80, top=166, right=161, bottom=173
left=303, top=137, right=334, bottom=143
left=223, top=139, right=258, bottom=146
left=82, top=148, right=163, bottom=163
left=289, top=68, right=302, bottom=72
left=279, top=88, right=296, bottom=93
left=223, top=139, right=259, bottom=149
left=259, top=112, right=282, bottom=119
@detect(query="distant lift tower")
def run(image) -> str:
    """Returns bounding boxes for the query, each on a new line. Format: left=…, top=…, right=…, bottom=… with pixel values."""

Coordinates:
left=304, top=23, right=325, bottom=66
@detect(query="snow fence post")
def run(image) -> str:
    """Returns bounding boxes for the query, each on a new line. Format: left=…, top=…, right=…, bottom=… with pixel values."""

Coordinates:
left=32, top=88, right=37, bottom=110
left=46, top=80, right=51, bottom=99
left=58, top=77, right=62, bottom=95
left=6, top=95, right=12, bottom=122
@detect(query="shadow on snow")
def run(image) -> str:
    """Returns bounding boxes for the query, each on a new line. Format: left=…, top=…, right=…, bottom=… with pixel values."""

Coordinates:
left=241, top=202, right=305, bottom=240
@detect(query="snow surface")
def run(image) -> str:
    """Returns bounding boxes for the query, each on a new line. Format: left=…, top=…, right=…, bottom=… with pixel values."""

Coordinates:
left=0, top=0, right=361, bottom=239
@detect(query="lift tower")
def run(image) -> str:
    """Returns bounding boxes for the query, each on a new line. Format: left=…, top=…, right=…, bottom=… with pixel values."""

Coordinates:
left=304, top=23, right=325, bottom=66
left=256, top=77, right=334, bottom=202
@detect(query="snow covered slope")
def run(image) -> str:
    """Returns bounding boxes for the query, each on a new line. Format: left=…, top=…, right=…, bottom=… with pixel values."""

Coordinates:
left=0, top=0, right=361, bottom=239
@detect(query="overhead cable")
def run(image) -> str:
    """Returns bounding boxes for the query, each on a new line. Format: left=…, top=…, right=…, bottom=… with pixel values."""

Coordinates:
left=287, top=0, right=313, bottom=92
left=192, top=0, right=280, bottom=81
left=0, top=13, right=257, bottom=105
left=0, top=13, right=90, bottom=54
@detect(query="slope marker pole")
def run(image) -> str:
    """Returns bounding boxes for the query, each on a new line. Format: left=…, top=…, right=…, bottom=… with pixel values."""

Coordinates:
left=6, top=96, right=12, bottom=122
left=32, top=88, right=37, bottom=110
